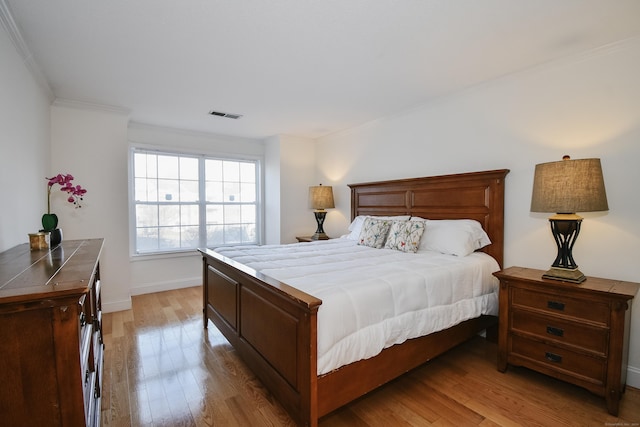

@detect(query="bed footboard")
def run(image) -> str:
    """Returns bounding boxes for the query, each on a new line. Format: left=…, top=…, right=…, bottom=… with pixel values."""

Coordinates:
left=199, top=248, right=322, bottom=426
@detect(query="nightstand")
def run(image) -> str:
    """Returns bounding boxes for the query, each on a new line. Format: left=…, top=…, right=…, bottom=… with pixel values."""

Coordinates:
left=296, top=236, right=332, bottom=242
left=494, top=266, right=639, bottom=416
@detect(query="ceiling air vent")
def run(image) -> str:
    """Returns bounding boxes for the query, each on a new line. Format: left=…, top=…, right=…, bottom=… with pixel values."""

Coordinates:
left=209, top=110, right=243, bottom=119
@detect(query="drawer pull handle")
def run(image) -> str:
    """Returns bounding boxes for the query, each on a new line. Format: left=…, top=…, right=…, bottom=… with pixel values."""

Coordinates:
left=80, top=312, right=86, bottom=327
left=545, top=352, right=563, bottom=363
left=547, top=300, right=565, bottom=311
left=546, top=326, right=564, bottom=337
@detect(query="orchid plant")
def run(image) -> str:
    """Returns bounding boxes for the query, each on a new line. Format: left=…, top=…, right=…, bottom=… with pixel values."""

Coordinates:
left=42, top=173, right=87, bottom=231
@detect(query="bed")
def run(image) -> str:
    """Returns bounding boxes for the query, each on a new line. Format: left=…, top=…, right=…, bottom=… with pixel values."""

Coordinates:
left=198, top=169, right=509, bottom=427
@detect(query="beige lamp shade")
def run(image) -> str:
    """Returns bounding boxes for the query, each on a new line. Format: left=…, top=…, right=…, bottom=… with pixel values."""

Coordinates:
left=309, top=185, right=335, bottom=210
left=531, top=157, right=608, bottom=214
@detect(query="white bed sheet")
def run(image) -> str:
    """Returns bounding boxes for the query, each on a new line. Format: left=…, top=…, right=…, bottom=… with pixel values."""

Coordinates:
left=214, top=238, right=500, bottom=375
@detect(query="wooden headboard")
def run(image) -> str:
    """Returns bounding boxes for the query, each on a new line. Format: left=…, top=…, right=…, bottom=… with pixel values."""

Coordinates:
left=348, top=169, right=510, bottom=268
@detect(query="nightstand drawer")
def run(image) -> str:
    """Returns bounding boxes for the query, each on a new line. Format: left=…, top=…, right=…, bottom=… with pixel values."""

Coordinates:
left=511, top=310, right=608, bottom=355
left=512, top=288, right=609, bottom=325
left=511, top=335, right=606, bottom=384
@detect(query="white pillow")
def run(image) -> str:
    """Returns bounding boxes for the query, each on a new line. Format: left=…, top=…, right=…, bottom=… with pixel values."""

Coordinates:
left=345, top=215, right=410, bottom=241
left=417, top=219, right=491, bottom=256
left=384, top=220, right=426, bottom=253
left=357, top=217, right=393, bottom=249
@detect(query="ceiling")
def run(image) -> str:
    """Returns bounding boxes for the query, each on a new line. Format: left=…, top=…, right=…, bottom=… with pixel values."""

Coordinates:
left=5, top=0, right=640, bottom=140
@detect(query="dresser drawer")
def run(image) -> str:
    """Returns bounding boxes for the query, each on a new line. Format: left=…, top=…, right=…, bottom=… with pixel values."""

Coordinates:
left=83, top=366, right=96, bottom=423
left=512, top=287, right=609, bottom=325
left=94, top=278, right=103, bottom=345
left=79, top=294, right=93, bottom=361
left=511, top=310, right=609, bottom=355
left=81, top=322, right=96, bottom=424
left=511, top=335, right=606, bottom=384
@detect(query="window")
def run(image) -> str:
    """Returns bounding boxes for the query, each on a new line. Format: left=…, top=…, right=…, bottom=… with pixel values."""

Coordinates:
left=131, top=147, right=260, bottom=255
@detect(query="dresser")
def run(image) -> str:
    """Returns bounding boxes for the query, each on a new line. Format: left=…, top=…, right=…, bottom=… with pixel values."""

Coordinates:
left=495, top=266, right=638, bottom=416
left=0, top=238, right=104, bottom=426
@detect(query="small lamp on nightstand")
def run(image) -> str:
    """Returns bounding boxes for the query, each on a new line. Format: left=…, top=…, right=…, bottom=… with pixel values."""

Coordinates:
left=530, top=155, right=608, bottom=283
left=308, top=184, right=335, bottom=240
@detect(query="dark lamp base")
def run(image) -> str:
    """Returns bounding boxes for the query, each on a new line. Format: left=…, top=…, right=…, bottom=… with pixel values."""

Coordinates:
left=542, top=215, right=586, bottom=284
left=312, top=210, right=330, bottom=240
left=542, top=266, right=586, bottom=284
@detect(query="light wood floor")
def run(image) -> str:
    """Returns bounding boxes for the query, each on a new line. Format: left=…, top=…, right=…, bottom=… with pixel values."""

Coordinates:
left=101, top=286, right=640, bottom=426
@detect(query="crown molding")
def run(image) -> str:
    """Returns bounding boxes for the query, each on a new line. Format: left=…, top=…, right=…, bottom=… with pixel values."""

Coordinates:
left=53, top=98, right=131, bottom=116
left=128, top=121, right=261, bottom=144
left=561, top=34, right=640, bottom=66
left=0, top=0, right=54, bottom=101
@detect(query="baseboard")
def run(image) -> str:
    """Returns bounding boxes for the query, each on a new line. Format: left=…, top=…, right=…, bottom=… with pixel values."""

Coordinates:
left=103, top=297, right=132, bottom=313
left=627, top=365, right=640, bottom=389
left=130, top=276, right=201, bottom=296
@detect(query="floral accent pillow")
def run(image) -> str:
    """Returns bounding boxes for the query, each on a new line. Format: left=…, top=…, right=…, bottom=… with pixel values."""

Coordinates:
left=384, top=220, right=426, bottom=253
left=357, top=218, right=392, bottom=248
left=345, top=215, right=411, bottom=240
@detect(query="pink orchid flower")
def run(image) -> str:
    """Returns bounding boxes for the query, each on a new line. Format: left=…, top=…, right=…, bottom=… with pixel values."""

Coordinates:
left=45, top=173, right=87, bottom=211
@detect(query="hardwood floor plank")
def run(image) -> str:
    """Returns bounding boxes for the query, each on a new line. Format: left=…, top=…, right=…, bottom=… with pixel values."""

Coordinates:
left=109, top=379, right=132, bottom=426
left=349, top=385, right=416, bottom=427
left=464, top=399, right=523, bottom=427
left=320, top=409, right=369, bottom=427
left=386, top=380, right=443, bottom=423
left=102, top=286, right=640, bottom=426
left=415, top=381, right=486, bottom=426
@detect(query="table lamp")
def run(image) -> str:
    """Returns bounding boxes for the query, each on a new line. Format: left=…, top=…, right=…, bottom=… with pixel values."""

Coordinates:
left=308, top=184, right=334, bottom=240
left=530, top=155, right=608, bottom=283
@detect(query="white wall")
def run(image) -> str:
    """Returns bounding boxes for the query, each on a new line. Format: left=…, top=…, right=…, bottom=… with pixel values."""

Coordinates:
left=263, top=134, right=318, bottom=244
left=51, top=101, right=132, bottom=311
left=0, top=24, right=51, bottom=252
left=278, top=135, right=317, bottom=243
left=264, top=135, right=282, bottom=244
left=316, top=37, right=640, bottom=387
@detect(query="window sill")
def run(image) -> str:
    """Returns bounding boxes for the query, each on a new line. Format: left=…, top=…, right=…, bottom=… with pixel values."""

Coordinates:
left=130, top=250, right=200, bottom=262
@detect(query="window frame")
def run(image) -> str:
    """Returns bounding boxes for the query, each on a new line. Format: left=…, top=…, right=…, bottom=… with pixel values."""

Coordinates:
left=128, top=144, right=263, bottom=258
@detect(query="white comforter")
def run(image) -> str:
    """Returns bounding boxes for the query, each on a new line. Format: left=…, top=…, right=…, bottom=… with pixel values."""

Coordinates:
left=214, top=238, right=500, bottom=375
